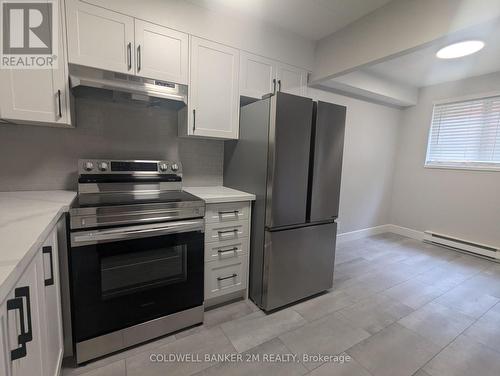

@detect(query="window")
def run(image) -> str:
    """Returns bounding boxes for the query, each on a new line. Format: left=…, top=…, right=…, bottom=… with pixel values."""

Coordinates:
left=425, top=95, right=500, bottom=170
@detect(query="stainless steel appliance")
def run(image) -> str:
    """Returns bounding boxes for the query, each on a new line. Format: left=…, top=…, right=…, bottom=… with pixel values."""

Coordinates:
left=224, top=92, right=346, bottom=311
left=68, top=159, right=205, bottom=364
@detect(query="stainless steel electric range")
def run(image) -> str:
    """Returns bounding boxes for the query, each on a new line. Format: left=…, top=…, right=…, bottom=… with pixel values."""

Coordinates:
left=68, top=159, right=205, bottom=364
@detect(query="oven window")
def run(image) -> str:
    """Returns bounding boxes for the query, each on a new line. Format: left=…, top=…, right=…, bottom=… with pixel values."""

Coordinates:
left=100, top=245, right=187, bottom=300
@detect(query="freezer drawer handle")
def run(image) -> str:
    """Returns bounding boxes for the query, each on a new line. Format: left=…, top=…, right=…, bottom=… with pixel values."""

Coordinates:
left=217, top=273, right=237, bottom=281
left=217, top=247, right=238, bottom=255
left=43, top=246, right=54, bottom=286
left=6, top=286, right=33, bottom=361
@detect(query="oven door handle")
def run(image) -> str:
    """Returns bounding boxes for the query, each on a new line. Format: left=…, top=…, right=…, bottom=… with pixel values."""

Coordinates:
left=72, top=219, right=204, bottom=246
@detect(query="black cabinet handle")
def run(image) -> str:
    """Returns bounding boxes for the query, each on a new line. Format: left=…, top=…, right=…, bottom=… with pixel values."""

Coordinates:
left=218, top=210, right=239, bottom=216
left=272, top=78, right=277, bottom=94
left=7, top=297, right=26, bottom=361
left=193, top=109, right=196, bottom=132
left=7, top=286, right=33, bottom=361
left=218, top=247, right=238, bottom=254
left=43, top=246, right=54, bottom=286
left=218, top=229, right=238, bottom=235
left=127, top=42, right=132, bottom=70
left=217, top=273, right=237, bottom=281
left=57, top=90, right=62, bottom=118
left=137, top=45, right=141, bottom=72
left=277, top=79, right=282, bottom=92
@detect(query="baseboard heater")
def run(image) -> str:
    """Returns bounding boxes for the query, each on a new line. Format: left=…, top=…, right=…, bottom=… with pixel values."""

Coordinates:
left=423, top=231, right=500, bottom=260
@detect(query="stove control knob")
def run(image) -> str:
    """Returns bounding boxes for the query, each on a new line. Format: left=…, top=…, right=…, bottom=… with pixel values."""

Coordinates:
left=171, top=163, right=179, bottom=172
left=98, top=162, right=109, bottom=172
left=159, top=162, right=169, bottom=172
left=83, top=161, right=94, bottom=172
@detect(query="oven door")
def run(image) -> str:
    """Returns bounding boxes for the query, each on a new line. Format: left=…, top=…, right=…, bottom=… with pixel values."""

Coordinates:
left=69, top=219, right=204, bottom=343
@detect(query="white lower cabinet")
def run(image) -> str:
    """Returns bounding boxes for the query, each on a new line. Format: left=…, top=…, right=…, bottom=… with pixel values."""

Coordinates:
left=0, top=302, right=7, bottom=375
left=0, top=224, right=63, bottom=376
left=41, top=231, right=63, bottom=376
left=203, top=201, right=251, bottom=305
left=205, top=255, right=248, bottom=299
left=3, top=253, right=45, bottom=376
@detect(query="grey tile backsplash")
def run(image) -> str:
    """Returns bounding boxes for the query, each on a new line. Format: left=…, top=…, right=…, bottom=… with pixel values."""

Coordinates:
left=0, top=96, right=224, bottom=191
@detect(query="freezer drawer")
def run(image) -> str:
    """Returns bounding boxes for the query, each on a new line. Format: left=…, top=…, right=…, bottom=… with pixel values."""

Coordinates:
left=261, top=221, right=337, bottom=311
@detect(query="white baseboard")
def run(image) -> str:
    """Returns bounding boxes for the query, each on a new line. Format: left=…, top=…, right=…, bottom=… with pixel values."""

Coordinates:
left=337, top=224, right=424, bottom=243
left=386, top=224, right=425, bottom=241
left=337, top=224, right=392, bottom=243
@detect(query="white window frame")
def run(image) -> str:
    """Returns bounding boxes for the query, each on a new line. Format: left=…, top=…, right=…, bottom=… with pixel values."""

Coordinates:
left=424, top=91, right=500, bottom=172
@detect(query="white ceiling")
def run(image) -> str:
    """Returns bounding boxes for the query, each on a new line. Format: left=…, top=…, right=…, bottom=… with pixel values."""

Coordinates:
left=186, top=0, right=394, bottom=40
left=363, top=21, right=500, bottom=88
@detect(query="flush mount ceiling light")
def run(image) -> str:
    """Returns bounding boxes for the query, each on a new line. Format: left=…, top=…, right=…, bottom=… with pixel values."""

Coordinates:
left=436, top=40, right=485, bottom=59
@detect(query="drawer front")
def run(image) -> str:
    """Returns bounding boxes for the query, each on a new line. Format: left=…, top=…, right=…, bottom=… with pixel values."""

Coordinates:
left=205, top=220, right=249, bottom=243
left=205, top=255, right=247, bottom=299
left=205, top=202, right=250, bottom=224
left=205, top=238, right=248, bottom=263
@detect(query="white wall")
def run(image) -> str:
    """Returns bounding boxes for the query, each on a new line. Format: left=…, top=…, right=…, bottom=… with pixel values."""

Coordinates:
left=82, top=0, right=315, bottom=70
left=391, top=71, right=500, bottom=246
left=308, top=88, right=401, bottom=234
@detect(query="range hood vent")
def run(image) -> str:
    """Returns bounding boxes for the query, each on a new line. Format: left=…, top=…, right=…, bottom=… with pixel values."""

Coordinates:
left=69, top=65, right=187, bottom=104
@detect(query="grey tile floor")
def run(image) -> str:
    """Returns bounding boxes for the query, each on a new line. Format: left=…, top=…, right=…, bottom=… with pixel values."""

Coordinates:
left=63, top=233, right=500, bottom=376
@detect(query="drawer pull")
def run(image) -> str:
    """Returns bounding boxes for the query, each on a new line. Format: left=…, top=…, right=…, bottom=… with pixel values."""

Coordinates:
left=218, top=247, right=238, bottom=255
left=218, top=210, right=239, bottom=216
left=218, top=229, right=238, bottom=236
left=217, top=273, right=237, bottom=281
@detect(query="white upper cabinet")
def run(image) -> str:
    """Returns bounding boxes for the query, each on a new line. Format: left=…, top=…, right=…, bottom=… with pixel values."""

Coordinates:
left=0, top=0, right=71, bottom=126
left=134, top=20, right=188, bottom=84
left=66, top=0, right=135, bottom=74
left=239, top=52, right=276, bottom=99
left=239, top=52, right=309, bottom=99
left=188, top=37, right=240, bottom=139
left=276, top=62, right=308, bottom=96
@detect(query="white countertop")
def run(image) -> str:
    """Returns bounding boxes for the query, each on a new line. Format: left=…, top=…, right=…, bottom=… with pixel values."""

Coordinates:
left=0, top=190, right=76, bottom=301
left=184, top=186, right=255, bottom=203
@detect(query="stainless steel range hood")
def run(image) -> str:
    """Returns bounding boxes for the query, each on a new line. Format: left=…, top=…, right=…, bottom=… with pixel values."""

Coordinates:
left=69, top=65, right=187, bottom=104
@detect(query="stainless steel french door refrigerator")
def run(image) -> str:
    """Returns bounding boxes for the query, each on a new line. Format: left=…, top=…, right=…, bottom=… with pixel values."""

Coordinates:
left=224, top=92, right=346, bottom=311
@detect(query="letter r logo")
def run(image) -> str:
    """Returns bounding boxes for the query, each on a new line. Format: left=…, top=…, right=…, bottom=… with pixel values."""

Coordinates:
left=2, top=2, right=52, bottom=54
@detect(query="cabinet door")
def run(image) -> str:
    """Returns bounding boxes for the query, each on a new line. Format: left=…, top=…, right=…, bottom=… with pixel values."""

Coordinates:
left=239, top=52, right=276, bottom=99
left=189, top=37, right=240, bottom=139
left=0, top=0, right=70, bottom=126
left=134, top=20, right=188, bottom=84
left=0, top=301, right=8, bottom=376
left=5, top=254, right=45, bottom=376
left=66, top=0, right=134, bottom=74
left=276, top=63, right=308, bottom=96
left=41, top=230, right=63, bottom=376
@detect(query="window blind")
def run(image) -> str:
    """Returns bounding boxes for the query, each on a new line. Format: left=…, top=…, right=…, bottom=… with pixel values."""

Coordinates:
left=426, top=95, right=500, bottom=169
